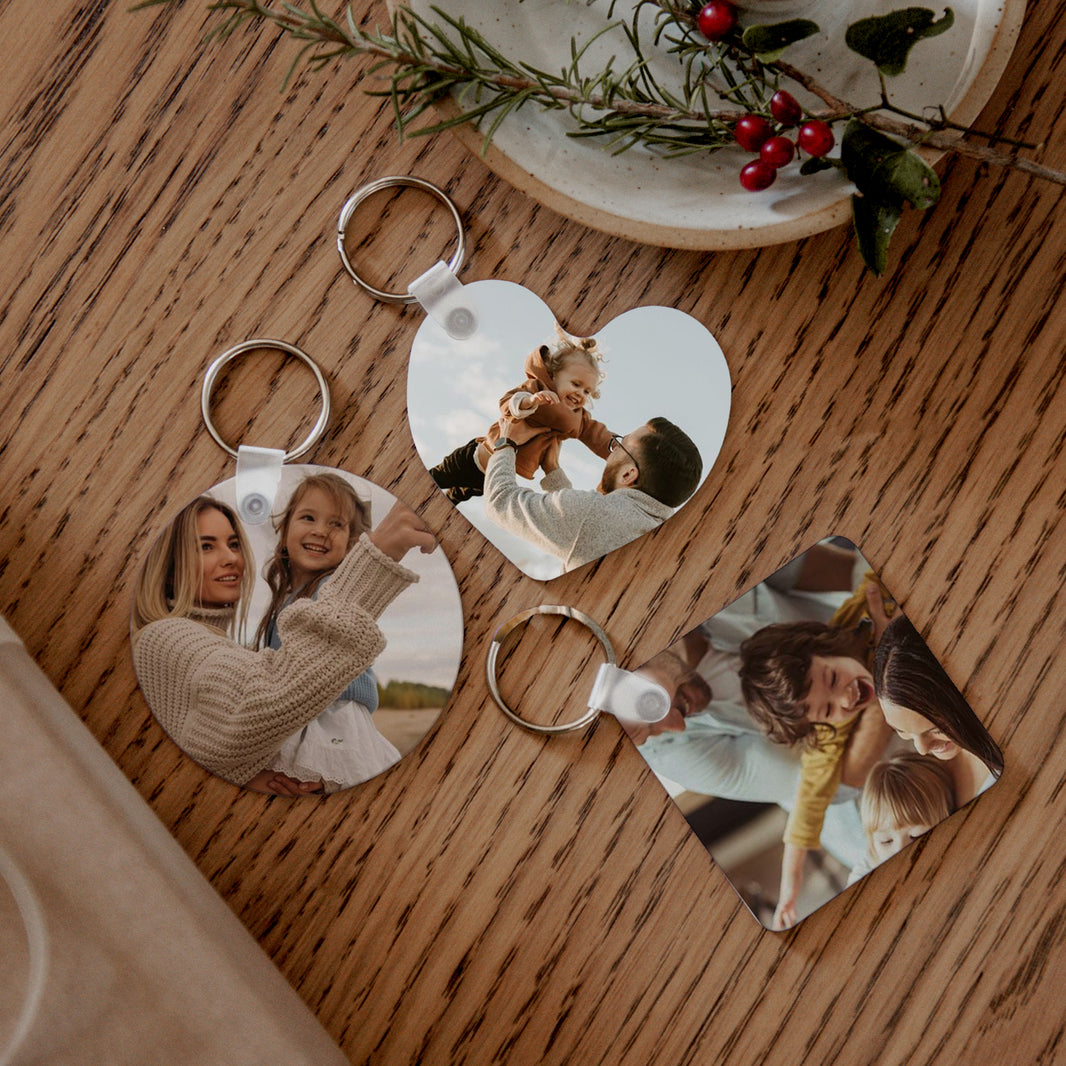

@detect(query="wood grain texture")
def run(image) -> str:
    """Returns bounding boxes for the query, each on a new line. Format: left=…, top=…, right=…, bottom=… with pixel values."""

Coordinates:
left=2, top=1, right=1065, bottom=1062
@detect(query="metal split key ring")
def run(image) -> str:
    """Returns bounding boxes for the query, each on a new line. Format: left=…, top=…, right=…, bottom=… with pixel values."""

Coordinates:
left=486, top=606, right=617, bottom=735
left=337, top=176, right=466, bottom=304
left=200, top=339, right=331, bottom=460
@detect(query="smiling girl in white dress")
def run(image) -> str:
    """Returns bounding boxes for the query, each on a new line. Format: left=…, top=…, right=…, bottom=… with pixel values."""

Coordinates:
left=256, top=473, right=403, bottom=793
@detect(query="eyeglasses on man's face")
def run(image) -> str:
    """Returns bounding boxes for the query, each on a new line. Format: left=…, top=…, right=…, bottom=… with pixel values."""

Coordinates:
left=609, top=434, right=640, bottom=478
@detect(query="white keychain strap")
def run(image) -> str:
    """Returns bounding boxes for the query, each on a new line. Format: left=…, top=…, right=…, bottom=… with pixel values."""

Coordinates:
left=234, top=445, right=285, bottom=525
left=407, top=261, right=479, bottom=341
left=486, top=605, right=670, bottom=735
left=200, top=338, right=331, bottom=522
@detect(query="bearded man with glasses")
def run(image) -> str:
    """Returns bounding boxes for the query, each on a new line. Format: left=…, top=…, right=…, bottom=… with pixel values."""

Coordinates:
left=483, top=414, right=702, bottom=573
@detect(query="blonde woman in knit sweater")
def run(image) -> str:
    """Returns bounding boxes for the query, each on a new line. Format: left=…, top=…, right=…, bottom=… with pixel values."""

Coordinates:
left=131, top=494, right=433, bottom=794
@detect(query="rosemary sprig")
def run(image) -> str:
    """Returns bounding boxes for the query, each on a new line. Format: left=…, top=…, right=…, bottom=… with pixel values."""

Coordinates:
left=147, top=0, right=751, bottom=153
left=141, top=0, right=1063, bottom=189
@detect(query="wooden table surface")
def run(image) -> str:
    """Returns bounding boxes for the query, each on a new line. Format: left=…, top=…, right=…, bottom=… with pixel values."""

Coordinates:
left=3, top=1, right=1065, bottom=1062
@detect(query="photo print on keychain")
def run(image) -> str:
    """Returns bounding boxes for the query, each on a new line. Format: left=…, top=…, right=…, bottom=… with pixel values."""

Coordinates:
left=407, top=280, right=732, bottom=580
left=130, top=465, right=463, bottom=798
left=620, top=538, right=1003, bottom=930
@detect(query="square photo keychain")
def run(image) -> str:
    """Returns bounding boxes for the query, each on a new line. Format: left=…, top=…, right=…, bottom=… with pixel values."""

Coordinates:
left=628, top=538, right=1004, bottom=929
left=488, top=538, right=1004, bottom=930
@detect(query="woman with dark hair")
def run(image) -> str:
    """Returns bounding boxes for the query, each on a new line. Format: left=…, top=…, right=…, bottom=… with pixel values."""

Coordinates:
left=873, top=613, right=1004, bottom=804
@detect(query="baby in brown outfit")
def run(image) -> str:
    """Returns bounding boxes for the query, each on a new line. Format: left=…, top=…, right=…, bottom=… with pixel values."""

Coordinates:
left=430, top=326, right=614, bottom=503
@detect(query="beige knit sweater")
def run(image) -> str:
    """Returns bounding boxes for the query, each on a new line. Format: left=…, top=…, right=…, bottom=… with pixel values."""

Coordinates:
left=132, top=534, right=418, bottom=786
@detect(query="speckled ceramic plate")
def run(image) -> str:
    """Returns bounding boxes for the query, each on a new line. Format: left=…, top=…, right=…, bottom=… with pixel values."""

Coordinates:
left=408, top=0, right=1024, bottom=249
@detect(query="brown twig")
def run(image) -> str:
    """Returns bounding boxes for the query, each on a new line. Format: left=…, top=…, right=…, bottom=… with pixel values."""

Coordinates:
left=771, top=56, right=1066, bottom=186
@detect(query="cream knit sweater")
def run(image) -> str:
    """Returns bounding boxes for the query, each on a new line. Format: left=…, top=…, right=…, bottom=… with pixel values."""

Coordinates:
left=132, top=534, right=418, bottom=786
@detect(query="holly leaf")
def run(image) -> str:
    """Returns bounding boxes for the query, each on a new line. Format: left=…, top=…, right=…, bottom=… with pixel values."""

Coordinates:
left=841, top=120, right=940, bottom=274
left=799, top=156, right=841, bottom=176
left=851, top=194, right=901, bottom=276
left=741, top=19, right=819, bottom=61
left=840, top=120, right=940, bottom=210
left=879, top=149, right=940, bottom=209
left=845, top=7, right=955, bottom=76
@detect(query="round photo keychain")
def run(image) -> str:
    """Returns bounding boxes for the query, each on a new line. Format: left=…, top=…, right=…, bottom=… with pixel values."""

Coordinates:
left=130, top=340, right=464, bottom=798
left=337, top=176, right=733, bottom=582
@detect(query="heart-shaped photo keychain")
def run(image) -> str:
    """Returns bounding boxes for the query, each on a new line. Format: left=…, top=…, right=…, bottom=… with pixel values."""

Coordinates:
left=130, top=341, right=463, bottom=797
left=408, top=283, right=731, bottom=578
left=337, top=177, right=732, bottom=580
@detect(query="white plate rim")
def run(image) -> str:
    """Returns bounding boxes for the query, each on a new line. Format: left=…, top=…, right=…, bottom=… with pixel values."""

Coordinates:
left=411, top=0, right=1027, bottom=249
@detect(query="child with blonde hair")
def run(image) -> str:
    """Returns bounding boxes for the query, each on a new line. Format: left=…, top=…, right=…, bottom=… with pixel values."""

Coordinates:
left=846, top=750, right=956, bottom=885
left=256, top=472, right=403, bottom=793
left=430, top=324, right=615, bottom=503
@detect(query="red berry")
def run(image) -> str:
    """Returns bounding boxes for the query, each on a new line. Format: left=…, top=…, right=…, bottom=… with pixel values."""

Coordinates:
left=696, top=1, right=737, bottom=41
left=739, top=159, right=777, bottom=191
left=769, top=90, right=802, bottom=127
left=797, top=120, right=835, bottom=157
left=734, top=114, right=773, bottom=152
left=760, top=135, right=795, bottom=169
